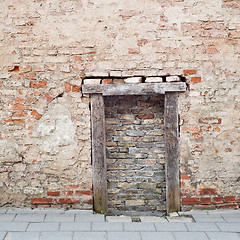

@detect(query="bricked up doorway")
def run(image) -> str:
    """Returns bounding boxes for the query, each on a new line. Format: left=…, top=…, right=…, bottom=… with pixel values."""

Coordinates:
left=105, top=95, right=166, bottom=215
left=82, top=78, right=186, bottom=215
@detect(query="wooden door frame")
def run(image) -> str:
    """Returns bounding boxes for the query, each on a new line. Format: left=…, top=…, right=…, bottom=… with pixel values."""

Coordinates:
left=83, top=82, right=186, bottom=214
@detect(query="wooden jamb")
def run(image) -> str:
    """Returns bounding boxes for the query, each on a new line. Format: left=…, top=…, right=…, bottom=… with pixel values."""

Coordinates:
left=90, top=94, right=107, bottom=214
left=164, top=92, right=180, bottom=213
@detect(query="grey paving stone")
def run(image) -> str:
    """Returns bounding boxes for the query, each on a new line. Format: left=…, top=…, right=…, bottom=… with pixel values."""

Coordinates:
left=167, top=217, right=193, bottom=222
left=140, top=216, right=167, bottom=222
left=14, top=214, right=45, bottom=222
left=206, top=232, right=240, bottom=240
left=221, top=212, right=240, bottom=218
left=123, top=222, right=156, bottom=232
left=0, top=209, right=7, bottom=214
left=186, top=223, right=220, bottom=232
left=193, top=216, right=226, bottom=223
left=222, top=217, right=240, bottom=223
left=39, top=231, right=73, bottom=240
left=216, top=223, right=240, bottom=232
left=44, top=213, right=75, bottom=222
left=0, top=222, right=28, bottom=231
left=73, top=232, right=107, bottom=240
left=5, top=232, right=39, bottom=240
left=155, top=223, right=187, bottom=232
left=108, top=232, right=141, bottom=240
left=0, top=214, right=16, bottom=221
left=27, top=223, right=59, bottom=232
left=7, top=209, right=46, bottom=214
left=0, top=232, right=6, bottom=240
left=173, top=232, right=209, bottom=240
left=141, top=232, right=175, bottom=240
left=92, top=222, right=123, bottom=231
left=106, top=216, right=132, bottom=222
left=60, top=222, right=91, bottom=231
left=75, top=214, right=105, bottom=222
left=65, top=210, right=93, bottom=215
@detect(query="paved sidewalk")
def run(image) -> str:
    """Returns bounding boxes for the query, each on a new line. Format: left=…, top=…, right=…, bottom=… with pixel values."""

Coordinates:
left=0, top=208, right=239, bottom=240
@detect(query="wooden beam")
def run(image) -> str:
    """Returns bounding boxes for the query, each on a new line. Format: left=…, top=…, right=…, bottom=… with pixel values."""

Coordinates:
left=164, top=92, right=180, bottom=214
left=83, top=82, right=186, bottom=95
left=91, top=94, right=107, bottom=214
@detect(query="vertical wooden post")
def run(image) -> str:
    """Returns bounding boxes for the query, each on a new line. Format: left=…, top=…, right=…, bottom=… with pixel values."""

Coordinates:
left=164, top=92, right=180, bottom=214
left=91, top=94, right=107, bottom=214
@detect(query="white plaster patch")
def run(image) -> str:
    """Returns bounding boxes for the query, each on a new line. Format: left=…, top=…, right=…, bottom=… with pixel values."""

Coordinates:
left=36, top=103, right=78, bottom=157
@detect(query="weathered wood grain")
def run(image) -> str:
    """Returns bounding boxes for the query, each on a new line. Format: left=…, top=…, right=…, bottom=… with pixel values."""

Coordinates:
left=164, top=92, right=180, bottom=214
left=83, top=82, right=186, bottom=95
left=91, top=94, right=107, bottom=214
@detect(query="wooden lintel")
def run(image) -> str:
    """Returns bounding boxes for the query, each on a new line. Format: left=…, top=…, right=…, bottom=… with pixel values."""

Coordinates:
left=164, top=92, right=180, bottom=214
left=83, top=82, right=186, bottom=95
left=91, top=94, right=107, bottom=214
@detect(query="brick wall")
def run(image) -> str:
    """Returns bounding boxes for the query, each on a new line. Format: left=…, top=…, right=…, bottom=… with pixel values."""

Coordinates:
left=105, top=95, right=165, bottom=215
left=0, top=0, right=239, bottom=210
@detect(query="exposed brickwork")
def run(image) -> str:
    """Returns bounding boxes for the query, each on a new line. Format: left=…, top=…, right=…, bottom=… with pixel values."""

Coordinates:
left=105, top=95, right=165, bottom=214
left=0, top=0, right=239, bottom=211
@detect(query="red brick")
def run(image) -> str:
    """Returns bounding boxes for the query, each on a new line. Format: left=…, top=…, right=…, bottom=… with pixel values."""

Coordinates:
left=137, top=39, right=148, bottom=46
left=44, top=93, right=53, bottom=102
left=182, top=198, right=199, bottom=205
left=19, top=65, right=32, bottom=73
left=11, top=73, right=24, bottom=79
left=31, top=198, right=52, bottom=204
left=64, top=82, right=71, bottom=92
left=72, top=56, right=83, bottom=62
left=30, top=81, right=47, bottom=88
left=201, top=198, right=211, bottom=205
left=194, top=205, right=216, bottom=210
left=33, top=65, right=44, bottom=72
left=225, top=196, right=235, bottom=203
left=102, top=79, right=113, bottom=84
left=15, top=97, right=25, bottom=104
left=47, top=191, right=60, bottom=197
left=27, top=97, right=37, bottom=104
left=83, top=198, right=93, bottom=204
left=26, top=73, right=36, bottom=80
left=12, top=104, right=25, bottom=110
left=13, top=111, right=27, bottom=117
left=68, top=185, right=80, bottom=189
left=31, top=110, right=42, bottom=120
left=75, top=190, right=92, bottom=196
left=206, top=48, right=218, bottom=54
left=217, top=204, right=238, bottom=209
left=191, top=77, right=201, bottom=83
left=128, top=48, right=140, bottom=54
left=183, top=70, right=197, bottom=75
left=224, top=148, right=232, bottom=153
left=181, top=175, right=190, bottom=180
left=199, top=118, right=222, bottom=124
left=72, top=85, right=81, bottom=92
left=213, top=197, right=224, bottom=204
left=192, top=132, right=203, bottom=138
left=181, top=126, right=199, bottom=132
left=63, top=191, right=73, bottom=196
left=59, top=198, right=79, bottom=204
left=8, top=66, right=19, bottom=72
left=137, top=114, right=154, bottom=119
left=38, top=81, right=47, bottom=88
left=199, top=188, right=217, bottom=196
left=12, top=119, right=25, bottom=125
